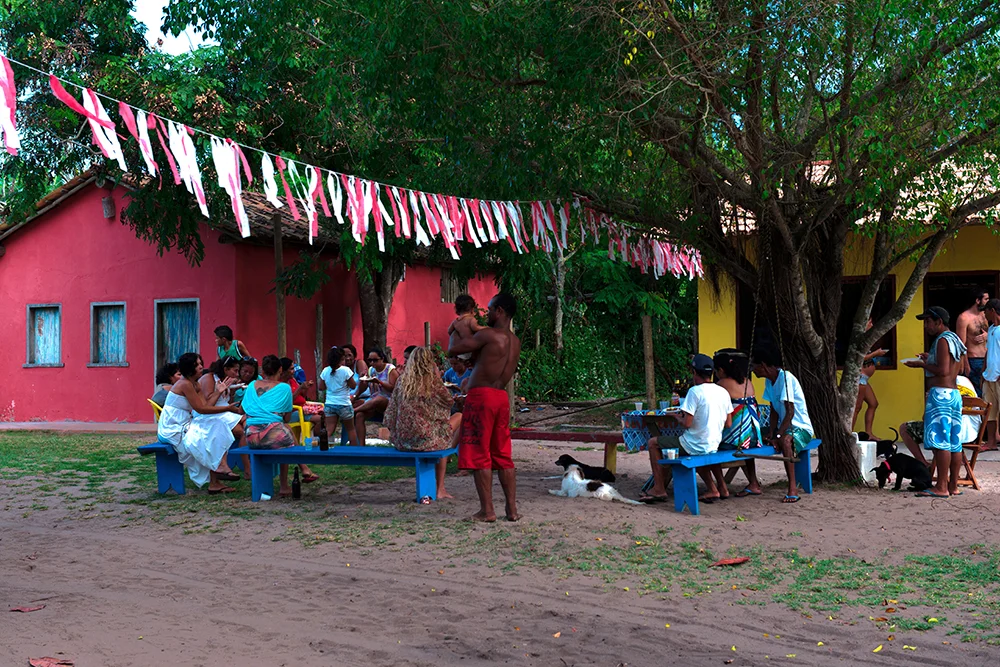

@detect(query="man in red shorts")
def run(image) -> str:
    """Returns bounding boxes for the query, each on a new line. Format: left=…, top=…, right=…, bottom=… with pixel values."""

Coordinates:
left=448, top=293, right=522, bottom=522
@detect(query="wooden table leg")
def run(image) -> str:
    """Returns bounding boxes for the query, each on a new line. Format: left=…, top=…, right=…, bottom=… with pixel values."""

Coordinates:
left=604, top=442, right=618, bottom=474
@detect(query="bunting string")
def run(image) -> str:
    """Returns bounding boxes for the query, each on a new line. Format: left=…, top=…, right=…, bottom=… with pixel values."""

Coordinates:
left=0, top=51, right=702, bottom=280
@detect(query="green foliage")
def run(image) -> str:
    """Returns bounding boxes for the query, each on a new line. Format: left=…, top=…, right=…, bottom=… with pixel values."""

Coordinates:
left=506, top=246, right=696, bottom=401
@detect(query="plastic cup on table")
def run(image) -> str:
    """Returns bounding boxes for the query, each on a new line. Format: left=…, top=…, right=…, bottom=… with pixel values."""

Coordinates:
left=666, top=448, right=679, bottom=460
left=658, top=401, right=669, bottom=411
left=634, top=402, right=643, bottom=412
left=304, top=437, right=314, bottom=450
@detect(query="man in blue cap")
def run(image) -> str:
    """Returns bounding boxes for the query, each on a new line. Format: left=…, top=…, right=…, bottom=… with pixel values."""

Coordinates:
left=640, top=353, right=733, bottom=503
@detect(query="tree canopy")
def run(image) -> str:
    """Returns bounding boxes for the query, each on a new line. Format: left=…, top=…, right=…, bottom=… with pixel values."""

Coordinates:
left=5, top=1, right=1000, bottom=478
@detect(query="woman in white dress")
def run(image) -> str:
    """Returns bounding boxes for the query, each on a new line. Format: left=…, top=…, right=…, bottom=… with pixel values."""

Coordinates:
left=157, top=353, right=246, bottom=494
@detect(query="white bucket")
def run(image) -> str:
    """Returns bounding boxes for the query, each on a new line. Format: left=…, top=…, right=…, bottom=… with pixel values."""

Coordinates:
left=853, top=433, right=877, bottom=484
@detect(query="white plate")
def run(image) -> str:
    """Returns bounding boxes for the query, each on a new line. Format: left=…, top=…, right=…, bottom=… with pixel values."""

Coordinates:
left=901, top=357, right=921, bottom=364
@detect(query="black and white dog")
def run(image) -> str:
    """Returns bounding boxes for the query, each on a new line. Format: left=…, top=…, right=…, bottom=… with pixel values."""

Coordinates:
left=548, top=464, right=640, bottom=505
left=554, top=454, right=615, bottom=483
left=869, top=428, right=933, bottom=491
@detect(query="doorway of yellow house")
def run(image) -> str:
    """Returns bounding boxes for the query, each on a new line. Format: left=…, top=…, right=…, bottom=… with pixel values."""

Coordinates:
left=923, top=271, right=1000, bottom=391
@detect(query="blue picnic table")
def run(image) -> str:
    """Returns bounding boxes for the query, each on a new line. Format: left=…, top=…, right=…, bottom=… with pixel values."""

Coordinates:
left=229, top=445, right=457, bottom=503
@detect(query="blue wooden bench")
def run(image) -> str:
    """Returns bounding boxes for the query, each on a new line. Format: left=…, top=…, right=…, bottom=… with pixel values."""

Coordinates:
left=137, top=443, right=250, bottom=495
left=137, top=442, right=187, bottom=495
left=230, top=445, right=457, bottom=503
left=660, top=439, right=821, bottom=515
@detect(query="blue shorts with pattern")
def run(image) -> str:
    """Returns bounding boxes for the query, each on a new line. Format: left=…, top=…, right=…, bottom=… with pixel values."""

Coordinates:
left=922, top=387, right=962, bottom=453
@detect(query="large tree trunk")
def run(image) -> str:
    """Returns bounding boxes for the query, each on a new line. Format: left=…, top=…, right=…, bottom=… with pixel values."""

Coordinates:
left=357, top=256, right=405, bottom=356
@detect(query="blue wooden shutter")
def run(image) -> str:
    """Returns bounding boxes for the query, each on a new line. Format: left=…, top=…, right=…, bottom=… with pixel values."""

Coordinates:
left=28, top=306, right=61, bottom=365
left=93, top=304, right=126, bottom=364
left=157, top=301, right=199, bottom=367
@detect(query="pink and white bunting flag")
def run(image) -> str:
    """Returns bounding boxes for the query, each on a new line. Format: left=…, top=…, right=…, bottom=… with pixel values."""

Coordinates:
left=327, top=172, right=346, bottom=226
left=506, top=202, right=527, bottom=253
left=274, top=156, right=300, bottom=220
left=60, top=85, right=128, bottom=171
left=119, top=105, right=158, bottom=178
left=392, top=187, right=411, bottom=239
left=408, top=190, right=430, bottom=246
left=0, top=56, right=21, bottom=155
left=478, top=200, right=498, bottom=243
left=210, top=136, right=250, bottom=237
left=167, top=121, right=208, bottom=217
left=261, top=153, right=284, bottom=209
left=286, top=160, right=319, bottom=244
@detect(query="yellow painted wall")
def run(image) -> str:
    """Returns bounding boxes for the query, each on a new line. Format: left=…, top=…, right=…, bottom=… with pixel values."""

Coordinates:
left=697, top=226, right=1000, bottom=434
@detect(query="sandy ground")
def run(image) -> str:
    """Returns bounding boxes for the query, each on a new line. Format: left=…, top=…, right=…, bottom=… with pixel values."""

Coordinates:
left=3, top=439, right=1000, bottom=666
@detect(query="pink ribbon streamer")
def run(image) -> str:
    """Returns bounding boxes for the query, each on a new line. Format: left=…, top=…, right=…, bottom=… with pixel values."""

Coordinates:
left=274, top=156, right=300, bottom=220
left=119, top=103, right=158, bottom=178
left=0, top=56, right=20, bottom=155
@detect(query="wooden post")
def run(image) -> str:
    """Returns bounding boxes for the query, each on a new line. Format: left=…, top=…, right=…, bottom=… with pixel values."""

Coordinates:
left=507, top=318, right=516, bottom=418
left=273, top=214, right=287, bottom=357
left=315, top=303, right=324, bottom=378
left=642, top=314, right=655, bottom=407
left=345, top=307, right=353, bottom=344
left=424, top=321, right=431, bottom=348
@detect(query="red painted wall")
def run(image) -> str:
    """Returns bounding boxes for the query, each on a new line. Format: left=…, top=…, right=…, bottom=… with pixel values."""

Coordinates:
left=0, top=183, right=497, bottom=423
left=0, top=184, right=237, bottom=423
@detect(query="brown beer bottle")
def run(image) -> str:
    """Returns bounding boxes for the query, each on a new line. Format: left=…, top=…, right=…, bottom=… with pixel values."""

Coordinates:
left=317, top=417, right=329, bottom=451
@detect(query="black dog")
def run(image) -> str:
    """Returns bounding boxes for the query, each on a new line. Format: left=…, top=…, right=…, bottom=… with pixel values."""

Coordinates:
left=859, top=427, right=900, bottom=460
left=872, top=454, right=932, bottom=491
left=555, top=454, right=615, bottom=483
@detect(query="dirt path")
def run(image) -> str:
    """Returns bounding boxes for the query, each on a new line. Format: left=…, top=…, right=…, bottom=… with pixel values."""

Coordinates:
left=3, top=439, right=1000, bottom=666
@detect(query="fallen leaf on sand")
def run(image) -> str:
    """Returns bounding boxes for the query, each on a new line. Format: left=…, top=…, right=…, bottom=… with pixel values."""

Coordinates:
left=514, top=627, right=520, bottom=631
left=874, top=617, right=889, bottom=623
left=885, top=607, right=897, bottom=613
left=887, top=635, right=895, bottom=641
left=29, top=659, right=74, bottom=667
left=903, top=645, right=916, bottom=651
left=928, top=618, right=939, bottom=623
left=438, top=570, right=444, bottom=575
left=725, top=661, right=733, bottom=665
left=553, top=632, right=561, bottom=638
left=10, top=605, right=45, bottom=613
left=731, top=646, right=737, bottom=651
left=711, top=557, right=750, bottom=567
left=817, top=642, right=824, bottom=646
left=664, top=624, right=670, bottom=628
left=873, top=645, right=883, bottom=653
left=786, top=654, right=796, bottom=658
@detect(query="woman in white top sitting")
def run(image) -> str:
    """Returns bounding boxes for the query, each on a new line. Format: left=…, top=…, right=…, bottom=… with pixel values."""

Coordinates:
left=353, top=347, right=399, bottom=446
left=157, top=352, right=246, bottom=494
left=199, top=357, right=240, bottom=407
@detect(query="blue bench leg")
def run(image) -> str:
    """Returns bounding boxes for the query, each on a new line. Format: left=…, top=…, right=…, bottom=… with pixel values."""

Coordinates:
left=341, top=424, right=348, bottom=446
left=250, top=454, right=275, bottom=501
left=673, top=468, right=699, bottom=515
left=226, top=449, right=244, bottom=474
left=795, top=449, right=814, bottom=494
left=415, top=458, right=437, bottom=502
left=154, top=451, right=186, bottom=495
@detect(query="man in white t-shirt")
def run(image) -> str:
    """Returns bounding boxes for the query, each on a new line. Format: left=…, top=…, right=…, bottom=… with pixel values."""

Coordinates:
left=640, top=354, right=733, bottom=503
left=751, top=347, right=814, bottom=504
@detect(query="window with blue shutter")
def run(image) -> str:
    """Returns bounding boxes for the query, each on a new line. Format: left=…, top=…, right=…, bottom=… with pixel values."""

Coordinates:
left=90, top=302, right=127, bottom=366
left=25, top=304, right=62, bottom=367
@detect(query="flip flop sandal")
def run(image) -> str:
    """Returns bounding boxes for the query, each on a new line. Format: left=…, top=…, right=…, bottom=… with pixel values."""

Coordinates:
left=736, top=487, right=762, bottom=497
left=698, top=496, right=718, bottom=504
left=782, top=495, right=800, bottom=504
left=638, top=495, right=669, bottom=504
left=301, top=473, right=320, bottom=484
left=208, top=486, right=238, bottom=495
left=217, top=472, right=241, bottom=482
left=916, top=490, right=950, bottom=498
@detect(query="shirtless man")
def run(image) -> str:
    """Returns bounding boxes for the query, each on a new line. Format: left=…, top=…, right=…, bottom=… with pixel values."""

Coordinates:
left=448, top=293, right=522, bottom=522
left=904, top=307, right=967, bottom=497
left=956, top=287, right=990, bottom=395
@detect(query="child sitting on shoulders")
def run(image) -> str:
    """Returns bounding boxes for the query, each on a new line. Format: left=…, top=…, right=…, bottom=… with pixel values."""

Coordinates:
left=215, top=325, right=251, bottom=361
left=447, top=294, right=486, bottom=360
